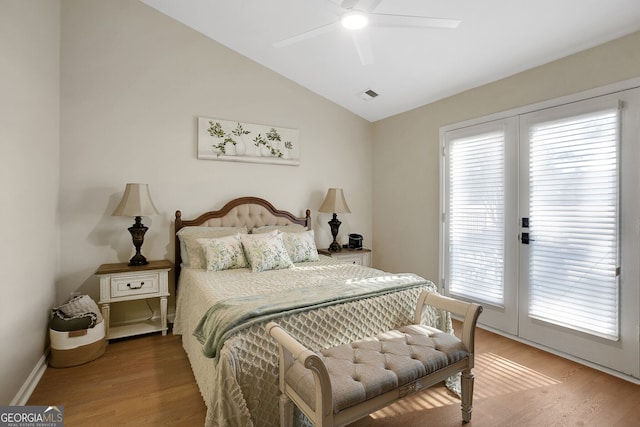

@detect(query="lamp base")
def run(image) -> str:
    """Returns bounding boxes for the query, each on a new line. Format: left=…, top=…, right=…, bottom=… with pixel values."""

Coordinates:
left=327, top=213, right=342, bottom=252
left=328, top=241, right=342, bottom=252
left=128, top=253, right=148, bottom=266
left=128, top=216, right=149, bottom=267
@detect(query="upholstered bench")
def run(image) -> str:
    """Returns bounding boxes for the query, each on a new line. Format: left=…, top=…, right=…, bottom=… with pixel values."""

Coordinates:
left=267, top=291, right=482, bottom=427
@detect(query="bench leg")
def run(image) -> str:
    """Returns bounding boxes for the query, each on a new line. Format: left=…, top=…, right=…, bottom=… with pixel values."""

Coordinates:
left=279, top=393, right=294, bottom=427
left=461, top=369, right=474, bottom=423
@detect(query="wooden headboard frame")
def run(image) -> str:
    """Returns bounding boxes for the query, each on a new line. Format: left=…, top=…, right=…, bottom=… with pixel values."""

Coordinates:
left=174, top=196, right=311, bottom=287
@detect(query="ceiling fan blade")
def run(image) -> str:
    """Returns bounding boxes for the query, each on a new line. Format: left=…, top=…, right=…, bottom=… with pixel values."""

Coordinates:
left=369, top=13, right=461, bottom=29
left=273, top=21, right=340, bottom=48
left=351, top=31, right=374, bottom=65
left=340, top=0, right=382, bottom=12
left=340, top=0, right=361, bottom=10
left=363, top=0, right=383, bottom=12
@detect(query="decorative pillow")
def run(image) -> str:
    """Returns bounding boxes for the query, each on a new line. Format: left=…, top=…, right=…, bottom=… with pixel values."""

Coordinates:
left=283, top=230, right=319, bottom=262
left=177, top=226, right=248, bottom=269
left=240, top=232, right=294, bottom=272
left=197, top=235, right=248, bottom=271
left=252, top=224, right=307, bottom=234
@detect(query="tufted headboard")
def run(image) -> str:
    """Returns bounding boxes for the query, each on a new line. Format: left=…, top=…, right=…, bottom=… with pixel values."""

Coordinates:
left=174, top=196, right=311, bottom=285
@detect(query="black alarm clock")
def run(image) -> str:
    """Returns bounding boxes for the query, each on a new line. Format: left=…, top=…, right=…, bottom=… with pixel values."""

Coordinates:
left=348, top=234, right=363, bottom=249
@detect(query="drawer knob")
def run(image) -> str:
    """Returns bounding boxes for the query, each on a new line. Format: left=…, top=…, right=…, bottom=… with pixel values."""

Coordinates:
left=127, top=281, right=144, bottom=290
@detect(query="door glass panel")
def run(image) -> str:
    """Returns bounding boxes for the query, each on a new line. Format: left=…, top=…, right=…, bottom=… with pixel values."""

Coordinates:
left=447, top=131, right=505, bottom=306
left=527, top=108, right=620, bottom=340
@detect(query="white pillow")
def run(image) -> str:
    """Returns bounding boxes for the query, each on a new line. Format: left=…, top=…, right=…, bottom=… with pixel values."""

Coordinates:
left=240, top=232, right=294, bottom=272
left=252, top=224, right=307, bottom=234
left=283, top=230, right=319, bottom=262
left=177, top=226, right=248, bottom=269
left=197, top=235, right=248, bottom=271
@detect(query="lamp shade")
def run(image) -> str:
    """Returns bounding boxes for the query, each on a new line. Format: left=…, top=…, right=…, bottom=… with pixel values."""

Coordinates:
left=318, top=188, right=351, bottom=214
left=112, top=183, right=159, bottom=217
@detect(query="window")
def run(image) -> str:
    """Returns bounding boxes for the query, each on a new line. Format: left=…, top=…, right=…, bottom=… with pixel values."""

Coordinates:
left=446, top=130, right=505, bottom=306
left=525, top=104, right=620, bottom=340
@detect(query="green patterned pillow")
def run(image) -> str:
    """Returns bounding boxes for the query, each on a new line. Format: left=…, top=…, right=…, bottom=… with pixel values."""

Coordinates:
left=283, top=230, right=319, bottom=262
left=240, top=232, right=294, bottom=272
left=177, top=226, right=248, bottom=269
left=197, top=234, right=248, bottom=271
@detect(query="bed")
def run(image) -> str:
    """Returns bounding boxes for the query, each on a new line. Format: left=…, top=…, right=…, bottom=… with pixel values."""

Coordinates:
left=172, top=197, right=453, bottom=427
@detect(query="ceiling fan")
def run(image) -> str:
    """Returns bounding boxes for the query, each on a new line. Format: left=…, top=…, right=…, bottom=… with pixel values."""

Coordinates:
left=273, top=0, right=461, bottom=65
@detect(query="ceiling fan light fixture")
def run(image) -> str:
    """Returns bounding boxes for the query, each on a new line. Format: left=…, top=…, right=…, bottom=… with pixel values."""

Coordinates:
left=341, top=11, right=368, bottom=30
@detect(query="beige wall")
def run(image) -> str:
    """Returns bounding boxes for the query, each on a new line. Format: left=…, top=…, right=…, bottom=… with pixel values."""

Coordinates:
left=372, top=31, right=640, bottom=281
left=0, top=0, right=61, bottom=404
left=59, top=0, right=373, bottom=322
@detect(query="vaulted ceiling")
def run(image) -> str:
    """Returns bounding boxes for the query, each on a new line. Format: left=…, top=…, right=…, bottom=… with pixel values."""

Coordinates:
left=142, top=0, right=640, bottom=122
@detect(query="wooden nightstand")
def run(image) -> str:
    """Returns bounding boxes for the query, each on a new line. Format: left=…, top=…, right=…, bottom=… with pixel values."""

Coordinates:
left=95, top=259, right=172, bottom=340
left=318, top=248, right=372, bottom=267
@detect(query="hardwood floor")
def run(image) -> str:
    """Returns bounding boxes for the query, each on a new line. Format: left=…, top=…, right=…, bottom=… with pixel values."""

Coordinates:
left=28, top=333, right=206, bottom=426
left=28, top=325, right=640, bottom=426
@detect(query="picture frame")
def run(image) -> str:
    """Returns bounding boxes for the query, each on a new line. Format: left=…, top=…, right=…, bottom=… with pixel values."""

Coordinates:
left=197, top=117, right=300, bottom=166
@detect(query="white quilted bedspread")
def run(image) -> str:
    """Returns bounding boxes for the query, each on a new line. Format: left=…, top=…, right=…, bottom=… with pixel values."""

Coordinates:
left=173, top=256, right=450, bottom=427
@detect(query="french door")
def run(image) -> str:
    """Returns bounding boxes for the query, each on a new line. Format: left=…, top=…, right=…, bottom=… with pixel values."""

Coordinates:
left=442, top=118, right=519, bottom=334
left=442, top=88, right=640, bottom=377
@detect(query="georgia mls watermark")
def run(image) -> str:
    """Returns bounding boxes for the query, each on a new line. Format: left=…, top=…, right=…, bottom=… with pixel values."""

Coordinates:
left=0, top=406, right=63, bottom=427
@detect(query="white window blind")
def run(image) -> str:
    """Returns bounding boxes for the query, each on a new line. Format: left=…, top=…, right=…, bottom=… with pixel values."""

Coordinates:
left=447, top=131, right=505, bottom=306
left=527, top=106, right=620, bottom=340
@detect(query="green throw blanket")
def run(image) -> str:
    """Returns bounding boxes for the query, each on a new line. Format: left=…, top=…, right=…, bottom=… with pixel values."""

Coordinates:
left=193, top=273, right=432, bottom=358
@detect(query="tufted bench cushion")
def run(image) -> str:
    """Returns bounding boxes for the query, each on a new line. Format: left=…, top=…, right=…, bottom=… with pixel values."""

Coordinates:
left=268, top=291, right=482, bottom=426
left=285, top=324, right=469, bottom=413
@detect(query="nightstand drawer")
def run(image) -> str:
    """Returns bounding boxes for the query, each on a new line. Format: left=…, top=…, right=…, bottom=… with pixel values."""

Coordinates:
left=110, top=273, right=159, bottom=298
left=334, top=255, right=365, bottom=265
left=318, top=248, right=372, bottom=267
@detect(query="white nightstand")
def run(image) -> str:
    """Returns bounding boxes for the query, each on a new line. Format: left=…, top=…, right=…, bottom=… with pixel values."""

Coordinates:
left=95, top=259, right=172, bottom=340
left=318, top=248, right=372, bottom=267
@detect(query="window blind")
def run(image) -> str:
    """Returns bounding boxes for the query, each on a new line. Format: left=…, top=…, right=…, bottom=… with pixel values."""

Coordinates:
left=527, top=107, right=620, bottom=340
left=448, top=131, right=505, bottom=306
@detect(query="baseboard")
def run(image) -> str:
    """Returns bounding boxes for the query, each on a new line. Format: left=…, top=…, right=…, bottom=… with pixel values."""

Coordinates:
left=10, top=350, right=49, bottom=406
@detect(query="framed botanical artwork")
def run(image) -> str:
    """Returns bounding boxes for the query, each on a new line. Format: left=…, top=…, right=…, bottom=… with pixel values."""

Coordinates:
left=197, top=117, right=300, bottom=166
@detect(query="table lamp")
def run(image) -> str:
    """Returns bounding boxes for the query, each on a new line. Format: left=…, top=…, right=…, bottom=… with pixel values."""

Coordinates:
left=318, top=188, right=351, bottom=252
left=112, top=183, right=159, bottom=266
